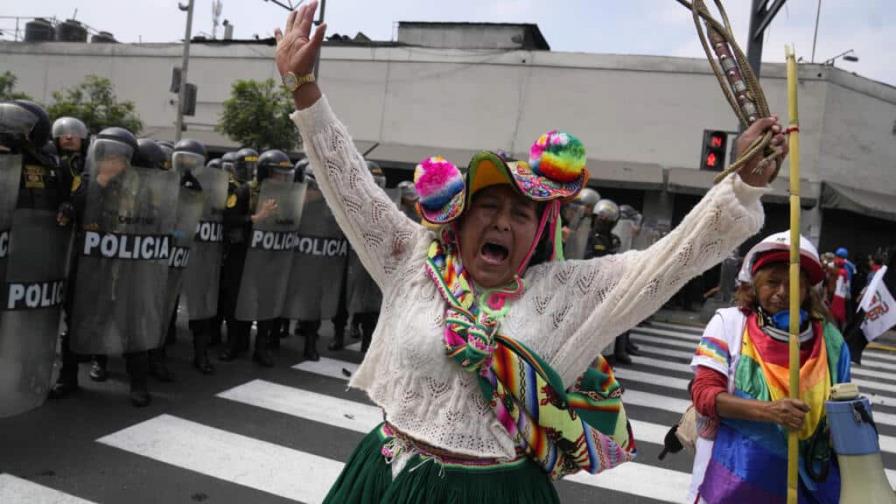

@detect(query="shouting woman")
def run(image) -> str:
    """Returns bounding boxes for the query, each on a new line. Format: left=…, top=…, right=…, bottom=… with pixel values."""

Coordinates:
left=275, top=3, right=787, bottom=502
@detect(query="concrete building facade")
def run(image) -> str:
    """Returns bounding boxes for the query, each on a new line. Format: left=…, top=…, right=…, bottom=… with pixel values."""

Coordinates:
left=2, top=26, right=894, bottom=261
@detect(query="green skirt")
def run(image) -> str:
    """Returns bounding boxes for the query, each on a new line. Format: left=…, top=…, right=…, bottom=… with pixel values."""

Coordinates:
left=323, top=423, right=560, bottom=504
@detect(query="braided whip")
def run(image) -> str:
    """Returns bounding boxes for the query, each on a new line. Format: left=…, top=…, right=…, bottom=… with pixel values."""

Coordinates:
left=679, top=0, right=784, bottom=184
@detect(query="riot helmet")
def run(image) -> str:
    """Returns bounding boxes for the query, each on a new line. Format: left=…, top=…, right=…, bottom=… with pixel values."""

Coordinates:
left=172, top=138, right=207, bottom=175
left=206, top=158, right=223, bottom=170
left=618, top=204, right=642, bottom=224
left=576, top=187, right=600, bottom=209
left=0, top=100, right=51, bottom=152
left=397, top=180, right=418, bottom=202
left=85, top=126, right=137, bottom=184
left=156, top=141, right=174, bottom=171
left=133, top=138, right=168, bottom=170
left=592, top=198, right=620, bottom=233
left=234, top=147, right=258, bottom=182
left=220, top=151, right=238, bottom=176
left=367, top=160, right=386, bottom=188
left=293, top=158, right=309, bottom=182
left=51, top=116, right=89, bottom=154
left=257, top=149, right=294, bottom=182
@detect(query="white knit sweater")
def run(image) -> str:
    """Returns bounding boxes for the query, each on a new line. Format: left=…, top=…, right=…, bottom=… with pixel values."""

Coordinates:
left=292, top=96, right=768, bottom=459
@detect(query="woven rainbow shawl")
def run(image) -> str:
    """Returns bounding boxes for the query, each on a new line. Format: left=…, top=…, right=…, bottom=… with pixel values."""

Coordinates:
left=699, top=315, right=850, bottom=502
left=424, top=238, right=636, bottom=479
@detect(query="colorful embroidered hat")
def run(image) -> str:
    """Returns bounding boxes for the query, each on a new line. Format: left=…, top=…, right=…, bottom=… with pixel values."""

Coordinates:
left=414, top=130, right=589, bottom=226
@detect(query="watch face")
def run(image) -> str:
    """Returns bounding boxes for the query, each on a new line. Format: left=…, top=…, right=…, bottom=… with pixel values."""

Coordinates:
left=283, top=73, right=298, bottom=89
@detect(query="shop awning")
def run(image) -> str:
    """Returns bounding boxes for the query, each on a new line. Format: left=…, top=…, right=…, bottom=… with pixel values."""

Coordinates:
left=665, top=167, right=817, bottom=206
left=822, top=182, right=896, bottom=222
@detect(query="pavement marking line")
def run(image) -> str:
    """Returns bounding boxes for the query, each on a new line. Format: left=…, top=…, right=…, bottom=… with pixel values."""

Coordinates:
left=291, top=357, right=359, bottom=380
left=646, top=321, right=705, bottom=335
left=222, top=375, right=690, bottom=503
left=869, top=342, right=896, bottom=353
left=96, top=414, right=343, bottom=504
left=565, top=460, right=691, bottom=503
left=863, top=349, right=896, bottom=364
left=628, top=353, right=896, bottom=405
left=218, top=379, right=380, bottom=434
left=634, top=326, right=702, bottom=342
left=633, top=333, right=896, bottom=398
left=345, top=341, right=362, bottom=352
left=0, top=474, right=96, bottom=504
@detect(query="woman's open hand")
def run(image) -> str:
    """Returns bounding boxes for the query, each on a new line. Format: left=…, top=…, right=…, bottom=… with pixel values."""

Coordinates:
left=274, top=1, right=326, bottom=109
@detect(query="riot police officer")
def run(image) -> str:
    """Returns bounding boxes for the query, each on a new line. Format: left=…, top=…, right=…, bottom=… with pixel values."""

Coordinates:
left=230, top=149, right=301, bottom=366
left=51, top=116, right=88, bottom=182
left=218, top=147, right=260, bottom=362
left=586, top=198, right=631, bottom=364
left=0, top=101, right=73, bottom=415
left=396, top=180, right=419, bottom=221
left=562, top=187, right=600, bottom=260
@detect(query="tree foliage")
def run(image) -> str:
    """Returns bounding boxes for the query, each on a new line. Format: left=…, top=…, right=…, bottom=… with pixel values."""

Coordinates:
left=0, top=71, right=32, bottom=101
left=47, top=75, right=143, bottom=135
left=217, top=78, right=297, bottom=151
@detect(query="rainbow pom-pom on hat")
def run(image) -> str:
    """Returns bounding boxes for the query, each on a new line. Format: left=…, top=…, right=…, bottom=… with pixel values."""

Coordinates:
left=529, top=130, right=587, bottom=183
left=414, top=156, right=466, bottom=224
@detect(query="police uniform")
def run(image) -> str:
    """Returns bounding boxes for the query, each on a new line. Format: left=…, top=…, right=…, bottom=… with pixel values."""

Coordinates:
left=218, top=176, right=253, bottom=361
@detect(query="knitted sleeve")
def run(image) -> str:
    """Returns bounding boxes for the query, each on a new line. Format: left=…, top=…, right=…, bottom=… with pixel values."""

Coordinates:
left=530, top=174, right=768, bottom=384
left=290, top=96, right=425, bottom=289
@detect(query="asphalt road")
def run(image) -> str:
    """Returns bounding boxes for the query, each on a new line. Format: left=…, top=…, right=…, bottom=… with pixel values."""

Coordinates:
left=3, top=315, right=896, bottom=503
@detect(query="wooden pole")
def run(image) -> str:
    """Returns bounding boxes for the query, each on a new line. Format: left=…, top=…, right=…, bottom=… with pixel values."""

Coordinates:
left=785, top=44, right=801, bottom=504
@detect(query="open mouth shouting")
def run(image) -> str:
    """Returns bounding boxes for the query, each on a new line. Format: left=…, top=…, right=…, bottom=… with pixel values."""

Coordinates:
left=480, top=241, right=510, bottom=265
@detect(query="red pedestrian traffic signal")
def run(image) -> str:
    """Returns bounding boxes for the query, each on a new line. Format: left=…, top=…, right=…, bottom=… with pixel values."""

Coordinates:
left=700, top=130, right=728, bottom=171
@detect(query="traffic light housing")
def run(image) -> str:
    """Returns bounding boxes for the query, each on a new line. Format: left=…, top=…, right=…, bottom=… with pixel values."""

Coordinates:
left=700, top=130, right=728, bottom=171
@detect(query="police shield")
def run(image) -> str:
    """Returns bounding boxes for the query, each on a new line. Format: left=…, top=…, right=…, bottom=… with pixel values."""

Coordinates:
left=346, top=249, right=382, bottom=315
left=234, top=179, right=305, bottom=321
left=181, top=166, right=228, bottom=320
left=283, top=185, right=349, bottom=320
left=0, top=209, right=70, bottom=417
left=565, top=207, right=592, bottom=260
left=0, top=155, right=23, bottom=301
left=70, top=164, right=179, bottom=354
left=161, top=185, right=205, bottom=332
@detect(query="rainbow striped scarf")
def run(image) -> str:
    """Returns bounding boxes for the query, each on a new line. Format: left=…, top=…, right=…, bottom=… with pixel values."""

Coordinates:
left=425, top=238, right=635, bottom=479
left=699, top=314, right=851, bottom=503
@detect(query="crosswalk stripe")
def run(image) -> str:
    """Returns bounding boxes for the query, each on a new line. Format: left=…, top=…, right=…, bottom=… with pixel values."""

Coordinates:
left=645, top=321, right=704, bottom=335
left=636, top=326, right=702, bottom=341
left=633, top=332, right=896, bottom=398
left=864, top=350, right=896, bottom=365
left=0, top=474, right=96, bottom=504
left=633, top=341, right=896, bottom=386
left=628, top=353, right=896, bottom=409
left=97, top=414, right=344, bottom=504
left=289, top=361, right=672, bottom=446
left=219, top=376, right=691, bottom=503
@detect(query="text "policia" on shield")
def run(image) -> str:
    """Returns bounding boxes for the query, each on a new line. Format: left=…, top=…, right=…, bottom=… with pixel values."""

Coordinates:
left=6, top=280, right=65, bottom=310
left=82, top=231, right=171, bottom=260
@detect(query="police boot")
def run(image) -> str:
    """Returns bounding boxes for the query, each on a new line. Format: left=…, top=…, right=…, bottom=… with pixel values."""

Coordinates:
left=327, top=323, right=345, bottom=351
left=125, top=352, right=152, bottom=408
left=625, top=333, right=642, bottom=356
left=89, top=355, right=109, bottom=382
left=359, top=312, right=378, bottom=353
left=219, top=320, right=247, bottom=361
left=149, top=346, right=174, bottom=383
left=192, top=328, right=215, bottom=375
left=252, top=323, right=275, bottom=368
left=300, top=321, right=320, bottom=361
left=50, top=333, right=79, bottom=398
left=209, top=315, right=223, bottom=347
left=269, top=319, right=282, bottom=351
left=613, top=335, right=632, bottom=365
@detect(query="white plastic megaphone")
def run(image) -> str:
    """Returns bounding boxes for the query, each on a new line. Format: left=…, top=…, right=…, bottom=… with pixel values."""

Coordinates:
left=826, top=383, right=896, bottom=503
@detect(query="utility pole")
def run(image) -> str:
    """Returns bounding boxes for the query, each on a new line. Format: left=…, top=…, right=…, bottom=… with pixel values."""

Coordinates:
left=313, top=0, right=326, bottom=78
left=810, top=0, right=822, bottom=63
left=175, top=0, right=195, bottom=141
left=745, top=0, right=787, bottom=77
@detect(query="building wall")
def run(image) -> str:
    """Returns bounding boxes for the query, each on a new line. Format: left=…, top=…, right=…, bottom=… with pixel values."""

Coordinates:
left=2, top=40, right=894, bottom=195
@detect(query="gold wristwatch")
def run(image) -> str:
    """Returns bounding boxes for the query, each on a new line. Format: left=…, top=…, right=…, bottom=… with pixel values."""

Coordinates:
left=282, top=71, right=315, bottom=92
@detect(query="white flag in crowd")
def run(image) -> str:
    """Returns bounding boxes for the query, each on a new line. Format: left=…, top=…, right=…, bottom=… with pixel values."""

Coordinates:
left=859, top=266, right=896, bottom=342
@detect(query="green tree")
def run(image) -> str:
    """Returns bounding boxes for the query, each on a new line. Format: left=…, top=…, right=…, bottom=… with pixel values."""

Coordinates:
left=217, top=78, right=297, bottom=151
left=0, top=71, right=32, bottom=101
left=47, top=75, right=142, bottom=134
